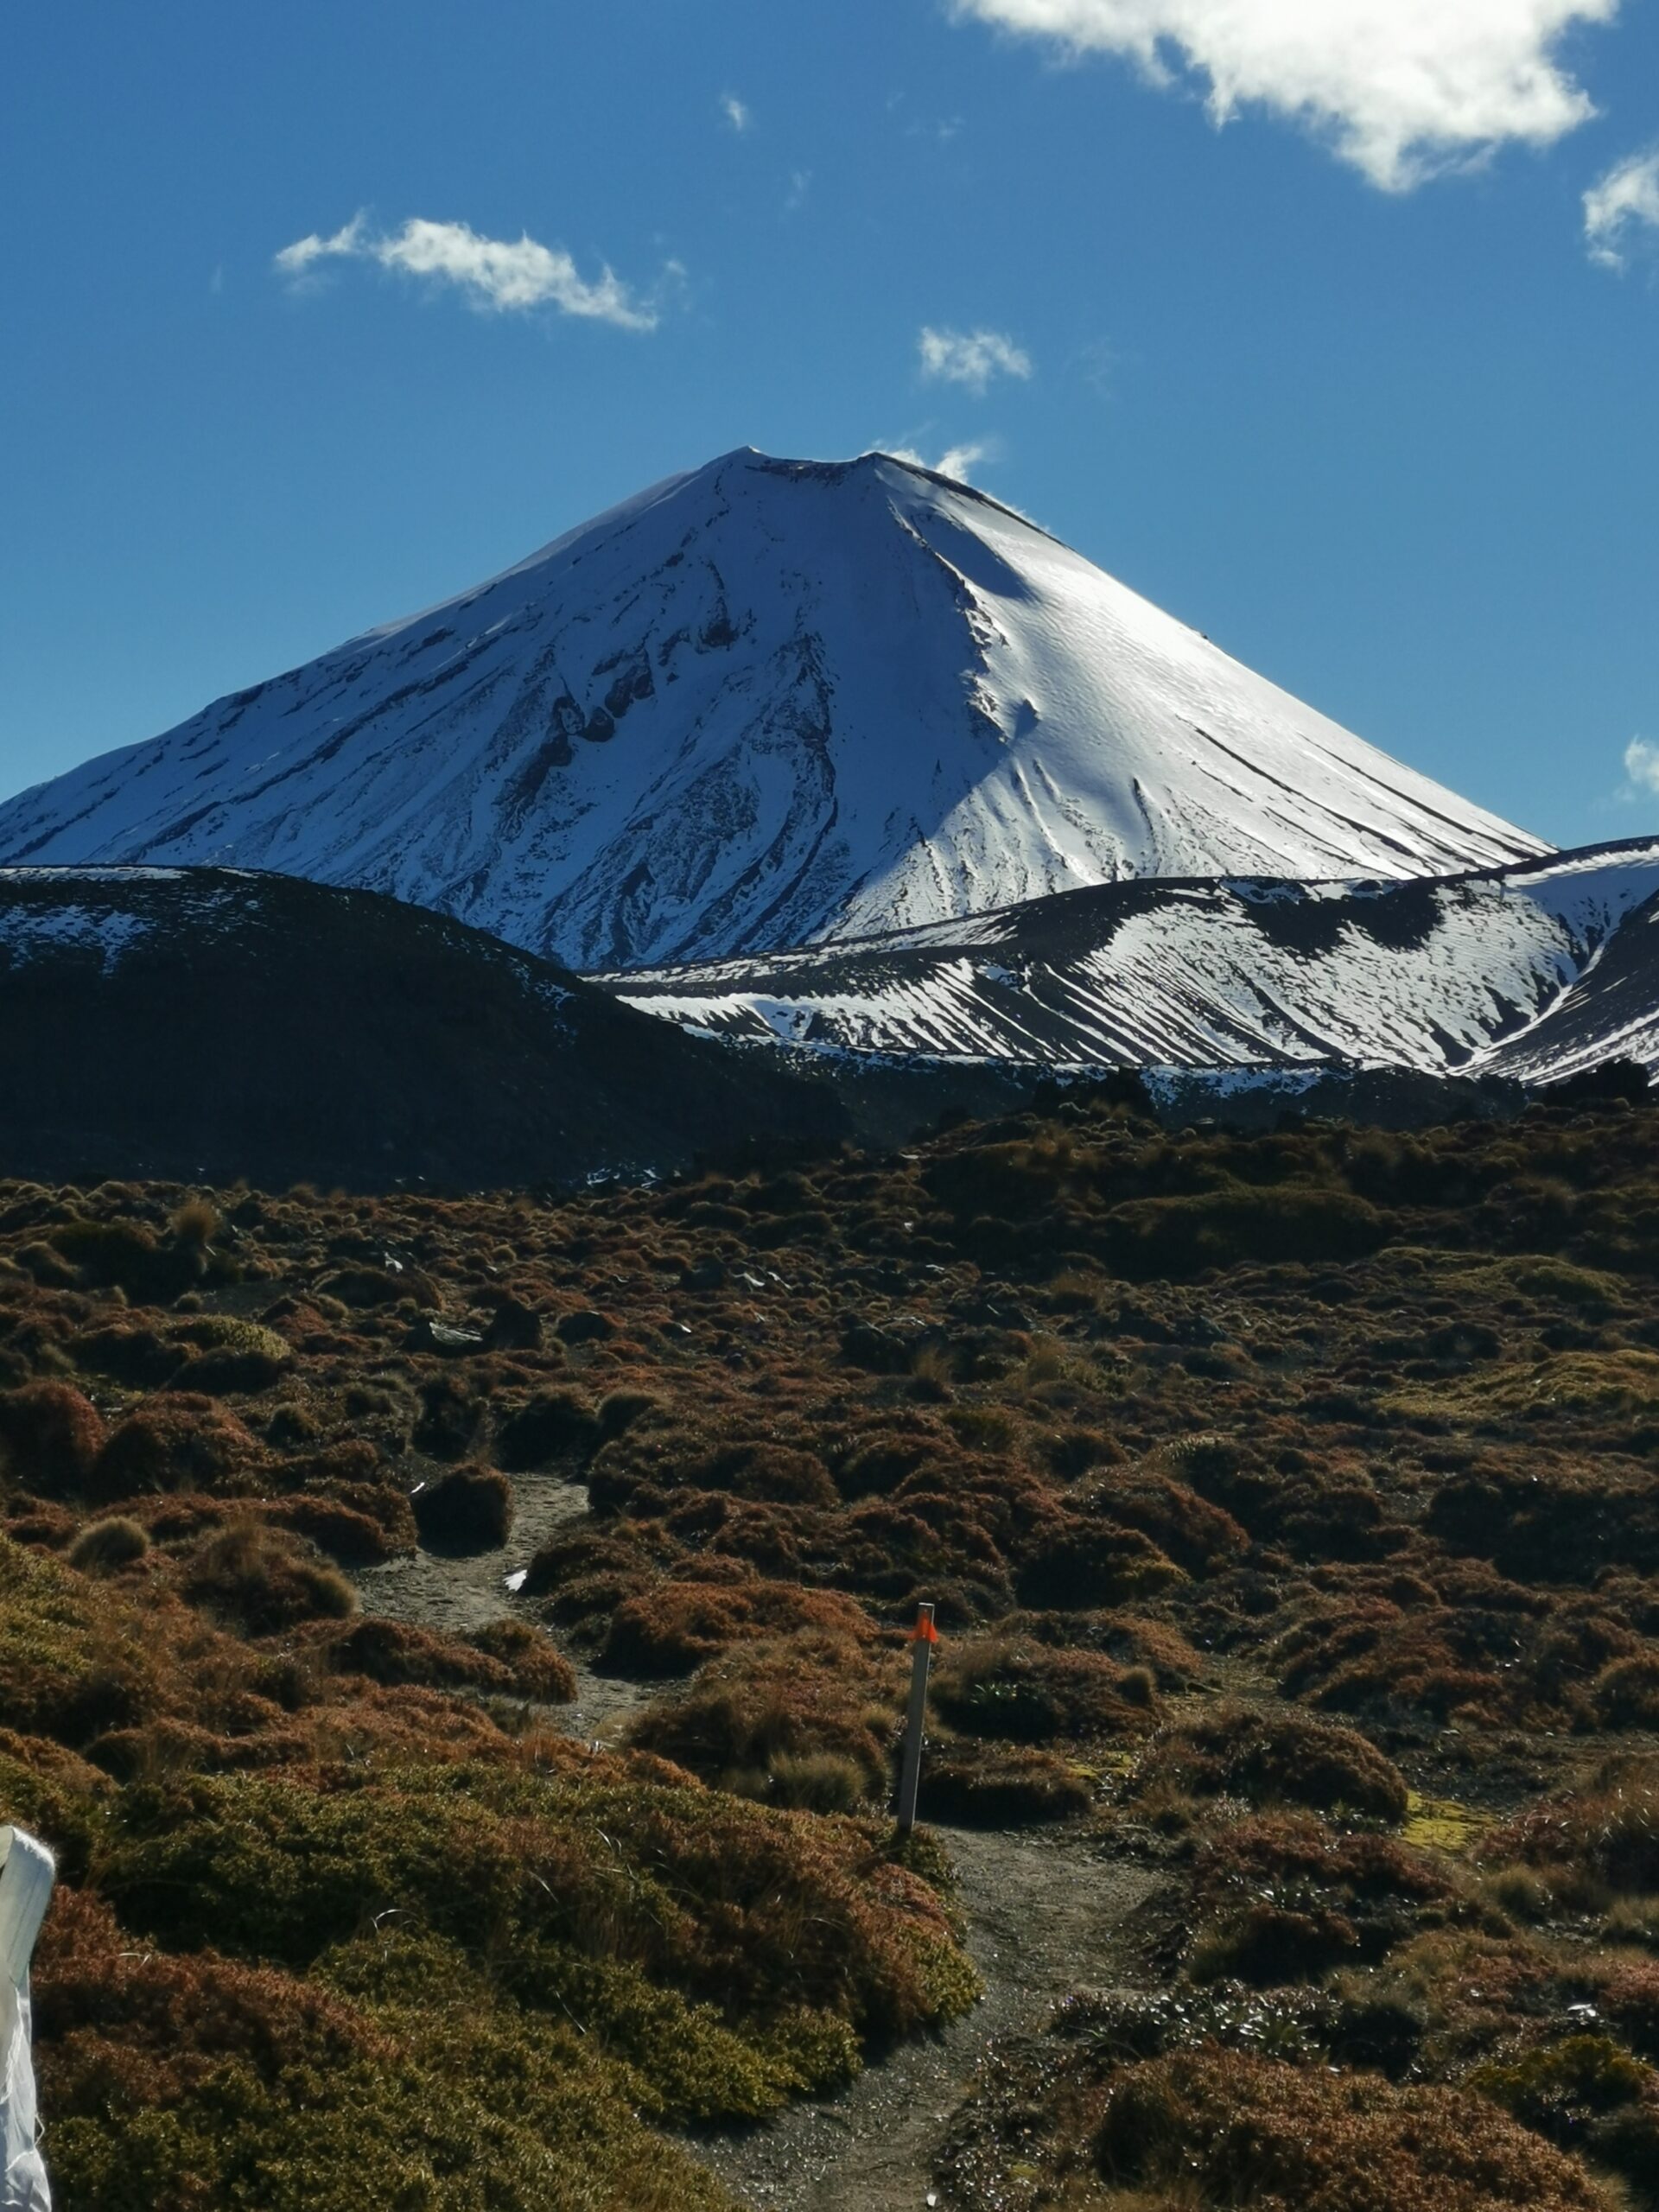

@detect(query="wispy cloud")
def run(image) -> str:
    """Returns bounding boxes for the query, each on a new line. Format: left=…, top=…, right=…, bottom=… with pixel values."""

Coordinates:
left=1068, top=335, right=1118, bottom=401
left=884, top=438, right=996, bottom=482
left=950, top=0, right=1620, bottom=190
left=1623, top=737, right=1659, bottom=798
left=275, top=214, right=370, bottom=276
left=721, top=92, right=752, bottom=132
left=918, top=326, right=1033, bottom=393
left=274, top=213, right=662, bottom=329
left=1586, top=147, right=1659, bottom=270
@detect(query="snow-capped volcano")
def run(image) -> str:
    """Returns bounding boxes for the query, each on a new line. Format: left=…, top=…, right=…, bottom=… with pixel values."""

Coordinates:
left=0, top=448, right=1546, bottom=969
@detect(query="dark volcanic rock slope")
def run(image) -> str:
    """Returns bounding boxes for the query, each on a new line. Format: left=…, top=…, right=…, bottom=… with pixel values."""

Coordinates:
left=0, top=868, right=843, bottom=1188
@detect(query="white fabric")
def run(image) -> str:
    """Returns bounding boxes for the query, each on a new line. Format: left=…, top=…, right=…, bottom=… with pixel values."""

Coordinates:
left=0, top=1828, right=54, bottom=2212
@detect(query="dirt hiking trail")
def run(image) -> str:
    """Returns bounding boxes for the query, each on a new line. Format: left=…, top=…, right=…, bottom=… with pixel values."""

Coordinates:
left=357, top=1469, right=1160, bottom=2212
left=357, top=1466, right=653, bottom=1738
left=690, top=1823, right=1157, bottom=2211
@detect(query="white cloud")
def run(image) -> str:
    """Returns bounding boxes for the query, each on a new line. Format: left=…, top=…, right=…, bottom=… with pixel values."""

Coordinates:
left=884, top=439, right=995, bottom=481
left=721, top=92, right=751, bottom=131
left=918, top=325, right=1033, bottom=393
left=937, top=441, right=992, bottom=479
left=275, top=214, right=368, bottom=276
left=273, top=214, right=659, bottom=329
left=1624, top=737, right=1659, bottom=796
left=951, top=0, right=1620, bottom=190
left=1585, top=146, right=1659, bottom=269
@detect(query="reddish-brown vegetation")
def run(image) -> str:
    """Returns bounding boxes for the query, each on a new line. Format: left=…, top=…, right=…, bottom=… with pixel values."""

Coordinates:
left=3, top=1088, right=1659, bottom=2204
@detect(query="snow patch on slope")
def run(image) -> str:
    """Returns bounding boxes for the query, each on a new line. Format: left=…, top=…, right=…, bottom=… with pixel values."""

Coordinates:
left=604, top=840, right=1659, bottom=1084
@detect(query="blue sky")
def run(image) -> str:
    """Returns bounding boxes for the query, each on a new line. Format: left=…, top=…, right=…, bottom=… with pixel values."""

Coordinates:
left=3, top=0, right=1656, bottom=850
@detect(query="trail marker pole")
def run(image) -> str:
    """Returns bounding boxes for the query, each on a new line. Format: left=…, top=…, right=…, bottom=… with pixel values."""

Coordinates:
left=895, top=1602, right=938, bottom=1834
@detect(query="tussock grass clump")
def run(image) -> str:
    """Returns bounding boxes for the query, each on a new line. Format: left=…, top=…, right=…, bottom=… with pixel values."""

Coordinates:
left=67, top=1515, right=149, bottom=1575
left=1092, top=2050, right=1611, bottom=2210
left=170, top=1313, right=293, bottom=1395
left=627, top=1630, right=893, bottom=1802
left=411, top=1371, right=486, bottom=1460
left=1425, top=1456, right=1659, bottom=1583
left=0, top=1532, right=174, bottom=1750
left=262, top=1399, right=321, bottom=1448
left=1388, top=1349, right=1659, bottom=1429
left=1077, top=1464, right=1249, bottom=1573
left=169, top=1196, right=223, bottom=1249
left=314, top=1263, right=409, bottom=1308
left=1187, top=1898, right=1368, bottom=1984
left=918, top=1745, right=1093, bottom=1827
left=522, top=1522, right=671, bottom=1607
left=411, top=1462, right=513, bottom=1552
left=1014, top=1512, right=1185, bottom=1608
left=1185, top=1813, right=1458, bottom=1985
left=466, top=1616, right=576, bottom=1702
left=1132, top=1702, right=1408, bottom=1823
left=1594, top=1651, right=1659, bottom=1728
left=0, top=1732, right=112, bottom=1882
left=596, top=1386, right=664, bottom=1440
left=1469, top=1254, right=1628, bottom=1312
left=765, top=1751, right=871, bottom=1814
left=0, top=1379, right=108, bottom=1496
left=45, top=1215, right=203, bottom=1300
left=602, top=1569, right=874, bottom=1675
left=1467, top=2034, right=1648, bottom=2142
left=1102, top=1185, right=1390, bottom=1279
left=67, top=1319, right=183, bottom=1389
left=807, top=1419, right=949, bottom=1494
left=931, top=1632, right=1156, bottom=1744
left=494, top=1386, right=600, bottom=1470
left=591, top=1427, right=837, bottom=1511
left=262, top=1491, right=408, bottom=1567
left=181, top=1522, right=356, bottom=1636
left=1267, top=1560, right=1635, bottom=1730
left=327, top=1616, right=575, bottom=1703
left=92, top=1392, right=264, bottom=1503
left=1487, top=1759, right=1659, bottom=1904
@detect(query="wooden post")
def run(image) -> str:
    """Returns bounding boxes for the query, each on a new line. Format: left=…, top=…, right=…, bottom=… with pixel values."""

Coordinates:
left=895, top=1602, right=938, bottom=1833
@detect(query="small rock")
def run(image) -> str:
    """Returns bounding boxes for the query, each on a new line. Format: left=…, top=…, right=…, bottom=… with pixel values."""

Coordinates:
left=404, top=1318, right=486, bottom=1357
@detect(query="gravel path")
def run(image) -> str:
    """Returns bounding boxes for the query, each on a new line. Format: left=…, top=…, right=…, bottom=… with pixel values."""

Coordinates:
left=690, top=1826, right=1158, bottom=2212
left=355, top=1469, right=654, bottom=1738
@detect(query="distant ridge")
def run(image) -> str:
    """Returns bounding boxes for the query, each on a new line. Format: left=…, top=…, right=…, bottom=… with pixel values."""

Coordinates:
left=0, top=867, right=844, bottom=1189
left=601, top=838, right=1659, bottom=1086
left=0, top=449, right=1543, bottom=970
